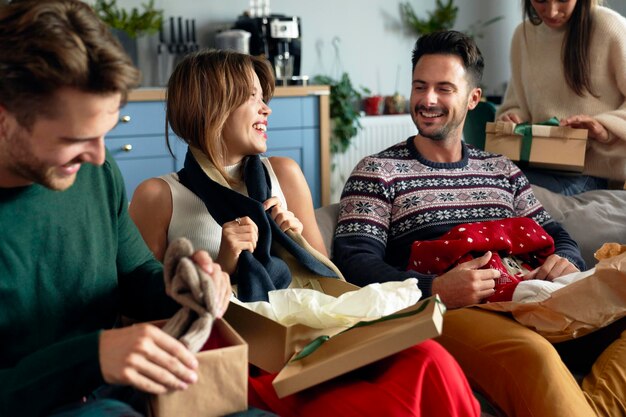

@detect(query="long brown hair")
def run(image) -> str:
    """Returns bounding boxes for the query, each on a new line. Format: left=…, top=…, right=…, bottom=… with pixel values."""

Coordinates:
left=166, top=49, right=275, bottom=183
left=523, top=0, right=602, bottom=97
left=0, top=0, right=139, bottom=129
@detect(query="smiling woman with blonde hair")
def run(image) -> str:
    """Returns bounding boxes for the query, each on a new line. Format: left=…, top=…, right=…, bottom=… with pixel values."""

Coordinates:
left=129, top=49, right=482, bottom=417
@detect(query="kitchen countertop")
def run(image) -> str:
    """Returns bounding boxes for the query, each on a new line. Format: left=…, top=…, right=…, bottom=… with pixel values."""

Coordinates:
left=128, top=85, right=330, bottom=102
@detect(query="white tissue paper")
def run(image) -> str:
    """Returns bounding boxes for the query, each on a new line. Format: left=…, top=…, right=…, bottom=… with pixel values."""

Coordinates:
left=512, top=267, right=596, bottom=303
left=230, top=278, right=422, bottom=329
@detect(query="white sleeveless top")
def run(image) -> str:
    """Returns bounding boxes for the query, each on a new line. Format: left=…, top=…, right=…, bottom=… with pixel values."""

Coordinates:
left=159, top=157, right=288, bottom=259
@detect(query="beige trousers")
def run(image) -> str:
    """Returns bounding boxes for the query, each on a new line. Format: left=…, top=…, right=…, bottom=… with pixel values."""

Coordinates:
left=437, top=308, right=626, bottom=417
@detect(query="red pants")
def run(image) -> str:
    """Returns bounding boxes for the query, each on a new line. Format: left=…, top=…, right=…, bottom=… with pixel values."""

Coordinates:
left=249, top=340, right=480, bottom=417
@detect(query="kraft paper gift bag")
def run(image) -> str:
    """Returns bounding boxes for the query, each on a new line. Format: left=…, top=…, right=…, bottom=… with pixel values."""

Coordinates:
left=149, top=237, right=248, bottom=416
left=148, top=319, right=248, bottom=417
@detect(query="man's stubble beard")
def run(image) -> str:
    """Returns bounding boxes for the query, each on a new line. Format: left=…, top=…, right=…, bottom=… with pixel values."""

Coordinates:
left=4, top=128, right=76, bottom=191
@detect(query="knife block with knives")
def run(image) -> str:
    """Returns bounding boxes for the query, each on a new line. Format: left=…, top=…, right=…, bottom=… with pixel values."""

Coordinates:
left=157, top=16, right=199, bottom=86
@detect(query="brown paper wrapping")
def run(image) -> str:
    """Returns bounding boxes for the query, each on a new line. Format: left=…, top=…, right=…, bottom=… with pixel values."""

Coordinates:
left=476, top=250, right=626, bottom=342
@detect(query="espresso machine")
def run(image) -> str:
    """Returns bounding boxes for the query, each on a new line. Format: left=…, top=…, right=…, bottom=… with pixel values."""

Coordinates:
left=232, top=14, right=303, bottom=85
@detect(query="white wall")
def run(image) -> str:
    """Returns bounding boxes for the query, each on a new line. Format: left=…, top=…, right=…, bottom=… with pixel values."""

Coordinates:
left=90, top=0, right=623, bottom=98
left=605, top=0, right=626, bottom=16
left=94, top=0, right=521, bottom=96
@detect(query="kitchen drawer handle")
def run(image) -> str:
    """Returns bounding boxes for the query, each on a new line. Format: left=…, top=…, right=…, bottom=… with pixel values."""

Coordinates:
left=120, top=115, right=131, bottom=123
left=122, top=144, right=133, bottom=152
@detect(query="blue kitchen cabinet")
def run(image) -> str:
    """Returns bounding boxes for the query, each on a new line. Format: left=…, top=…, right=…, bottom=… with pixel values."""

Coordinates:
left=263, top=96, right=321, bottom=207
left=105, top=101, right=178, bottom=201
left=106, top=91, right=325, bottom=207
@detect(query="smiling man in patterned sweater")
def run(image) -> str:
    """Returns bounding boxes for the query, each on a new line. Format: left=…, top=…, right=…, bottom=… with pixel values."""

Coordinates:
left=331, top=31, right=621, bottom=417
left=333, top=33, right=584, bottom=307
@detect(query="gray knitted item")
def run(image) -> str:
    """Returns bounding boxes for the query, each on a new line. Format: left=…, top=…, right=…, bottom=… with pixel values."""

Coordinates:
left=161, top=238, right=218, bottom=353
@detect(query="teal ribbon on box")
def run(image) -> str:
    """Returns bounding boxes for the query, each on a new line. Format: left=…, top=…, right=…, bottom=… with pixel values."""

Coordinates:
left=513, top=117, right=560, bottom=162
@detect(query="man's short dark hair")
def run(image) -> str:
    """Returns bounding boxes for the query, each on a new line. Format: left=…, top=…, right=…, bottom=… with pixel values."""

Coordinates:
left=411, top=30, right=484, bottom=88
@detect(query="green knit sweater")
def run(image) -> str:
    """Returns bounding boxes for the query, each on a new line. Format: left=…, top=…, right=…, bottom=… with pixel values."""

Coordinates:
left=0, top=153, right=178, bottom=416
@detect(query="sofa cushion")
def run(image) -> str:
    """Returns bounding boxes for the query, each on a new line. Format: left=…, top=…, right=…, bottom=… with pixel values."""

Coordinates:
left=315, top=203, right=340, bottom=256
left=531, top=186, right=626, bottom=268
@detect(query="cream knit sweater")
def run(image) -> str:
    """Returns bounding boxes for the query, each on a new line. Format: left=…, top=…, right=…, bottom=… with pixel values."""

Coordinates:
left=497, top=7, right=626, bottom=181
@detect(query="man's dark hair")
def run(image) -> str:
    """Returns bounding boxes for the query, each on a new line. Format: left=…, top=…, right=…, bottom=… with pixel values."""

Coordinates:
left=0, top=0, right=140, bottom=128
left=411, top=30, right=484, bottom=88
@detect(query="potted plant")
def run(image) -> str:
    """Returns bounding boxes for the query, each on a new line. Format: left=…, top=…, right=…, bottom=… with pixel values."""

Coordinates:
left=93, top=0, right=163, bottom=65
left=399, top=0, right=502, bottom=39
left=400, top=0, right=457, bottom=37
left=313, top=73, right=370, bottom=155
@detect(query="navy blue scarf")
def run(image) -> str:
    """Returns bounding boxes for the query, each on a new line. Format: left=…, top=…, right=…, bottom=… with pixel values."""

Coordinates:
left=177, top=149, right=338, bottom=302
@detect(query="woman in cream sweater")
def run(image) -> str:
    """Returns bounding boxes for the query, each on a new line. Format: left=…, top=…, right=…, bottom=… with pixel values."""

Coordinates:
left=497, top=0, right=626, bottom=195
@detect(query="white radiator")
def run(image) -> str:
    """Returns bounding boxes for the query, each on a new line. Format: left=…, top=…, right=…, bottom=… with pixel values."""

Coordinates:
left=330, top=114, right=417, bottom=203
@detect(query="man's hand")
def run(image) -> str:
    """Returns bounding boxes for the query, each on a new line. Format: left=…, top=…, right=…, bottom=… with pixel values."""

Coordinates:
left=99, top=324, right=198, bottom=394
left=523, top=254, right=579, bottom=281
left=431, top=252, right=500, bottom=308
left=190, top=250, right=232, bottom=318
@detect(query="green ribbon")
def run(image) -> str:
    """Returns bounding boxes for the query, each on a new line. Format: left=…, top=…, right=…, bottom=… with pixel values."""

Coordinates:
left=291, top=297, right=445, bottom=362
left=513, top=117, right=560, bottom=162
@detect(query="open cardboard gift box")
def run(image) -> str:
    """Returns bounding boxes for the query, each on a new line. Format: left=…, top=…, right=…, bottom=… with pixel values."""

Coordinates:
left=225, top=278, right=445, bottom=398
left=224, top=277, right=359, bottom=373
left=484, top=120, right=587, bottom=172
left=148, top=319, right=248, bottom=417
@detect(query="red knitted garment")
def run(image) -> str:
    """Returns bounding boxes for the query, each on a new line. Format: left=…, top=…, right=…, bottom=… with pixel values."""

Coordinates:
left=407, top=217, right=555, bottom=302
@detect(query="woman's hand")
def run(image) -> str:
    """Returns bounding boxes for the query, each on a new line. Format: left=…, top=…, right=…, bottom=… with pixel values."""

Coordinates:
left=560, top=114, right=610, bottom=143
left=263, top=196, right=303, bottom=234
left=216, top=216, right=258, bottom=275
left=498, top=112, right=524, bottom=124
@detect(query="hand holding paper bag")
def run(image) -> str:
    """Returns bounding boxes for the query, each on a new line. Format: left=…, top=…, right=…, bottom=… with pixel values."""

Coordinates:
left=161, top=238, right=230, bottom=353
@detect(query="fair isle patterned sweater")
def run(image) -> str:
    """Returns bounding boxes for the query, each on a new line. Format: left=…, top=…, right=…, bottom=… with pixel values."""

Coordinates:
left=332, top=138, right=585, bottom=297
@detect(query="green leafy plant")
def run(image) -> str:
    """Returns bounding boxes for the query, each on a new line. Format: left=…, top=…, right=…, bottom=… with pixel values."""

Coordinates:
left=93, top=0, right=163, bottom=38
left=400, top=0, right=458, bottom=37
left=400, top=0, right=502, bottom=39
left=313, top=73, right=370, bottom=154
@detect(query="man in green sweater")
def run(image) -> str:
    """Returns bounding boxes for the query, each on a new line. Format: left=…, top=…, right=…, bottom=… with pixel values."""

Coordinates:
left=0, top=1, right=232, bottom=415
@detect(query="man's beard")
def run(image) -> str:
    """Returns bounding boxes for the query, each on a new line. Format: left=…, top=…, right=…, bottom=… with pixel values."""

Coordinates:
left=417, top=123, right=449, bottom=142
left=10, top=162, right=75, bottom=191
left=412, top=103, right=465, bottom=142
left=5, top=128, right=77, bottom=191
